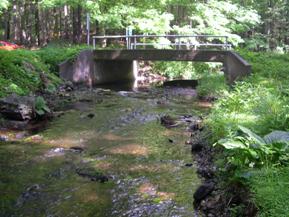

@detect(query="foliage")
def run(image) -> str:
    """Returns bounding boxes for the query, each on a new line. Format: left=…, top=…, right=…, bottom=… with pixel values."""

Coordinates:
left=0, top=49, right=61, bottom=98
left=217, top=126, right=289, bottom=170
left=207, top=50, right=289, bottom=140
left=250, top=167, right=289, bottom=217
left=189, top=0, right=261, bottom=46
left=35, top=44, right=90, bottom=74
left=35, top=96, right=50, bottom=116
left=0, top=0, right=9, bottom=13
left=196, top=64, right=228, bottom=97
left=207, top=49, right=289, bottom=216
left=153, top=62, right=196, bottom=79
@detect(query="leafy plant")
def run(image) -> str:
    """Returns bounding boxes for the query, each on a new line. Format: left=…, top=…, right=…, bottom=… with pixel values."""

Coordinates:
left=217, top=126, right=289, bottom=170
left=35, top=96, right=50, bottom=116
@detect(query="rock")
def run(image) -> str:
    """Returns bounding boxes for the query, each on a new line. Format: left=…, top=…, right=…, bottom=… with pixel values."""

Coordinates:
left=76, top=168, right=109, bottom=183
left=69, top=146, right=84, bottom=153
left=0, top=94, right=36, bottom=121
left=87, top=113, right=95, bottom=119
left=15, top=132, right=28, bottom=139
left=16, top=184, right=41, bottom=207
left=59, top=81, right=74, bottom=92
left=188, top=123, right=203, bottom=132
left=44, top=147, right=65, bottom=158
left=160, top=115, right=178, bottom=128
left=194, top=182, right=215, bottom=203
left=1, top=120, right=30, bottom=130
left=191, top=142, right=203, bottom=152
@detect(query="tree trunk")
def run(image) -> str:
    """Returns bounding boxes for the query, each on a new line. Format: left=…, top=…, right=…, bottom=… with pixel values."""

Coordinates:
left=4, top=8, right=11, bottom=40
left=35, top=0, right=40, bottom=45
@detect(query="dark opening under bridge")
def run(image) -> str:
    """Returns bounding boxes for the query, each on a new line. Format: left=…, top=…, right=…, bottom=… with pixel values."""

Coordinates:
left=59, top=34, right=251, bottom=86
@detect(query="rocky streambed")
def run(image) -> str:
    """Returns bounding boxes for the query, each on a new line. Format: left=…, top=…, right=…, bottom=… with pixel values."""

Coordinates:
left=0, top=85, right=220, bottom=217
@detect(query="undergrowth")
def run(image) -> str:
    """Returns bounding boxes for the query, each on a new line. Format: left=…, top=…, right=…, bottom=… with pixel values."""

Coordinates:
left=0, top=44, right=91, bottom=98
left=0, top=49, right=61, bottom=97
left=207, top=50, right=289, bottom=216
left=35, top=44, right=91, bottom=74
left=250, top=167, right=289, bottom=217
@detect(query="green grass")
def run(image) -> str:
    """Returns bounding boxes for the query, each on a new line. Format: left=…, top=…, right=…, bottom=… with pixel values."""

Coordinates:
left=207, top=50, right=289, bottom=140
left=250, top=166, right=289, bottom=217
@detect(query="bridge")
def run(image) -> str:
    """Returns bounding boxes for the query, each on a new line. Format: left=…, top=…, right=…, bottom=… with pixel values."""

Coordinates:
left=59, top=34, right=251, bottom=86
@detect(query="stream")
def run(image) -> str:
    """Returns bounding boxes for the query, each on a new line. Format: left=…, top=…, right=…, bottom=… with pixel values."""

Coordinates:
left=0, top=85, right=212, bottom=217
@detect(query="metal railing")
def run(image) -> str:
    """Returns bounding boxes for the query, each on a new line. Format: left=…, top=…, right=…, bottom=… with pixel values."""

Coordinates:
left=92, top=34, right=231, bottom=50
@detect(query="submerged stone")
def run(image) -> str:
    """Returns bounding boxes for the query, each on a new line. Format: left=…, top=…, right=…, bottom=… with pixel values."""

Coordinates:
left=76, top=168, right=109, bottom=183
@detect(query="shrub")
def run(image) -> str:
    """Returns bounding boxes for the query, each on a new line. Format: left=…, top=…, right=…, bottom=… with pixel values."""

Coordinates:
left=217, top=126, right=289, bottom=170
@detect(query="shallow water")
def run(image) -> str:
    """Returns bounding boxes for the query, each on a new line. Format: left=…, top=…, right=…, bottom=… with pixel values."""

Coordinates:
left=0, top=87, right=209, bottom=217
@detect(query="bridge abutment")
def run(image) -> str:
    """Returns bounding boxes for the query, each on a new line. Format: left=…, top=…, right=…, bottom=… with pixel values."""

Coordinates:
left=59, top=50, right=135, bottom=86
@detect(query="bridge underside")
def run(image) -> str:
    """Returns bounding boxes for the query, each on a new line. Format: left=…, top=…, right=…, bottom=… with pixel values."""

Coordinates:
left=59, top=49, right=251, bottom=86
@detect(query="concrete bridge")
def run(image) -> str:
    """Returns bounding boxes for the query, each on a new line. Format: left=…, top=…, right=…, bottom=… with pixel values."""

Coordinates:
left=59, top=35, right=251, bottom=86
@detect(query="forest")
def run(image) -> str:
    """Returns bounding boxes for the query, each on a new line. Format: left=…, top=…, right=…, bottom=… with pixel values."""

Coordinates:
left=0, top=0, right=288, bottom=50
left=0, top=0, right=289, bottom=217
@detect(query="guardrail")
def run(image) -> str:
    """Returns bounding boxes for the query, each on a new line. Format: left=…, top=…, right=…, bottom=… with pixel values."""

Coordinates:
left=92, top=34, right=231, bottom=50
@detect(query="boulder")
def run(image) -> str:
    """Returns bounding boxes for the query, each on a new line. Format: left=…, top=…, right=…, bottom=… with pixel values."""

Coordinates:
left=0, top=94, right=36, bottom=121
left=194, top=182, right=215, bottom=203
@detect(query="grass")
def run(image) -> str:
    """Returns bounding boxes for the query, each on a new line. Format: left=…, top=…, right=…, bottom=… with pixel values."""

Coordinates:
left=250, top=167, right=289, bottom=217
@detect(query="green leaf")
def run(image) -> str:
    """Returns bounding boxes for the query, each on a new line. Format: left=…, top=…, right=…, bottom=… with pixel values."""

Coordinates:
left=218, top=139, right=247, bottom=149
left=238, top=125, right=265, bottom=145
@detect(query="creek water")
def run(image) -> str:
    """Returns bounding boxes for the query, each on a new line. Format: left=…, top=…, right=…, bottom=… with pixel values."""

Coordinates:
left=0, top=84, right=211, bottom=217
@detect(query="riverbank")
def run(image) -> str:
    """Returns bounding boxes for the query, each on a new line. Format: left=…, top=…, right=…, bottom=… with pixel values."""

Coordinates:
left=205, top=50, right=289, bottom=216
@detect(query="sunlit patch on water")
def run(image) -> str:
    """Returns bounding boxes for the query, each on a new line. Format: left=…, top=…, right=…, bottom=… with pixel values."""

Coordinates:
left=138, top=182, right=175, bottom=201
left=101, top=133, right=133, bottom=141
left=108, top=144, right=149, bottom=156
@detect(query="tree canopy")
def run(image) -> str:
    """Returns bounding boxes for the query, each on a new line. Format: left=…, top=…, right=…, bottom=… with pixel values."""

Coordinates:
left=0, top=0, right=288, bottom=50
